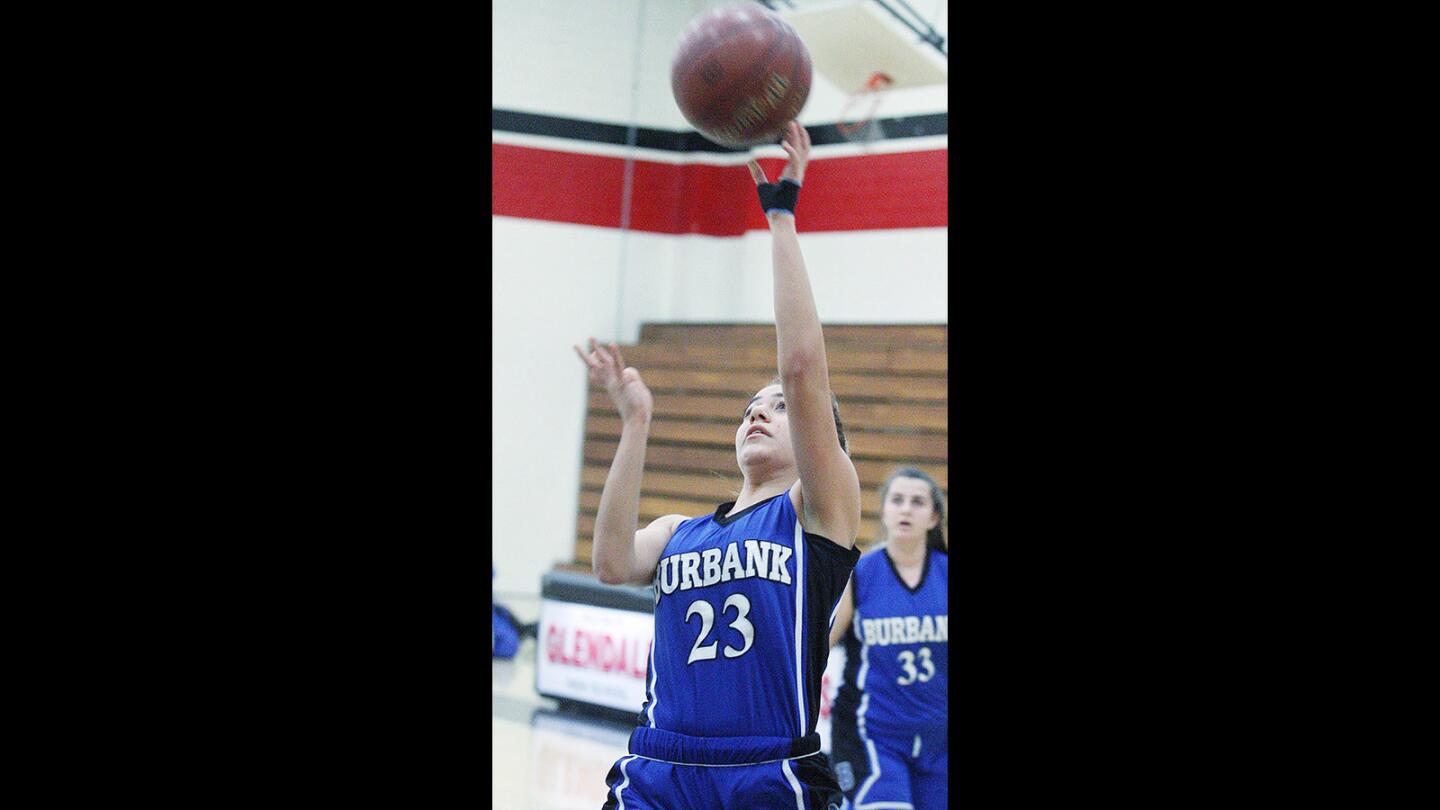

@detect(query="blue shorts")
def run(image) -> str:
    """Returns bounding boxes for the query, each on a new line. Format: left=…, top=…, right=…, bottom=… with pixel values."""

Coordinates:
left=831, top=730, right=946, bottom=810
left=601, top=727, right=844, bottom=810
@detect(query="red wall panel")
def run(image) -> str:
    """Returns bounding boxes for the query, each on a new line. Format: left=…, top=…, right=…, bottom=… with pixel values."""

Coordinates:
left=492, top=144, right=947, bottom=235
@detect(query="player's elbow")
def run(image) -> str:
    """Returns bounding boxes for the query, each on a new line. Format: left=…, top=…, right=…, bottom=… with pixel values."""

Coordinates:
left=778, top=348, right=822, bottom=383
left=594, top=558, right=631, bottom=586
left=596, top=570, right=630, bottom=586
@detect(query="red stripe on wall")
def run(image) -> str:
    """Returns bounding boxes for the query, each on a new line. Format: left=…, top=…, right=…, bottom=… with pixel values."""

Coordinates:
left=492, top=144, right=947, bottom=235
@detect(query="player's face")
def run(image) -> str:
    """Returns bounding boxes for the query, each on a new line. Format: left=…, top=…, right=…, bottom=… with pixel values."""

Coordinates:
left=736, top=384, right=792, bottom=469
left=881, top=477, right=939, bottom=542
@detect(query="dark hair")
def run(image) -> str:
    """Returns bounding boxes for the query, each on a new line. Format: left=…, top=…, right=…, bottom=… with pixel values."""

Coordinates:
left=765, top=376, right=848, bottom=454
left=878, top=466, right=947, bottom=552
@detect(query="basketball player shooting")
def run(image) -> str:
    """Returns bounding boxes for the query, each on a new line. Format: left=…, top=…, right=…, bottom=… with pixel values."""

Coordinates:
left=576, top=122, right=860, bottom=810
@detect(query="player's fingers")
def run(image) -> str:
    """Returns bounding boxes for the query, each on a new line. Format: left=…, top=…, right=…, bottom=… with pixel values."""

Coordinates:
left=747, top=160, right=768, bottom=185
left=573, top=345, right=594, bottom=367
left=799, top=122, right=810, bottom=149
left=610, top=342, right=626, bottom=371
left=594, top=342, right=614, bottom=369
left=588, top=337, right=609, bottom=369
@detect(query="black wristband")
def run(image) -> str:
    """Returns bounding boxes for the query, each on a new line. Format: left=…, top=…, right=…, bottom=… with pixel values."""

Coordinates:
left=757, top=178, right=801, bottom=216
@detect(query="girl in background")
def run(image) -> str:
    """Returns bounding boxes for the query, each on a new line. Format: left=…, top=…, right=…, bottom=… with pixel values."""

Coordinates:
left=828, top=467, right=948, bottom=809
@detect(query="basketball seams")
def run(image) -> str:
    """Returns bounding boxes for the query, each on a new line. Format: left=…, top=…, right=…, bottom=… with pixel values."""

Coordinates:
left=671, top=8, right=811, bottom=147
left=692, top=15, right=789, bottom=136
left=722, top=17, right=807, bottom=146
left=670, top=16, right=754, bottom=125
left=681, top=17, right=787, bottom=136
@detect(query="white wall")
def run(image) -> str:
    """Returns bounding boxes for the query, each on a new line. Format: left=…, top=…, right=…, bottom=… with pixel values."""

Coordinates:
left=492, top=218, right=624, bottom=597
left=619, top=227, right=949, bottom=331
left=493, top=0, right=711, bottom=129
left=492, top=0, right=948, bottom=127
left=492, top=0, right=949, bottom=598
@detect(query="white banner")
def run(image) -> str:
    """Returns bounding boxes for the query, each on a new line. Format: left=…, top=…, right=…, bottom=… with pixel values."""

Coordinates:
left=536, top=599, right=654, bottom=713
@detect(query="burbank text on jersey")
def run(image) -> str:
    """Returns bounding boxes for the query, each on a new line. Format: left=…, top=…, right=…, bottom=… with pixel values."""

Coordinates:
left=655, top=538, right=794, bottom=595
left=856, top=613, right=949, bottom=646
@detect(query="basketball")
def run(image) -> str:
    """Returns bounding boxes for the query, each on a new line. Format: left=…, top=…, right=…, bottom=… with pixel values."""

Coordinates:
left=671, top=3, right=812, bottom=148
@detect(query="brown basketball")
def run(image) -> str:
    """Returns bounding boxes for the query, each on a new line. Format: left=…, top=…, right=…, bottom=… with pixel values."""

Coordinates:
left=671, top=3, right=812, bottom=148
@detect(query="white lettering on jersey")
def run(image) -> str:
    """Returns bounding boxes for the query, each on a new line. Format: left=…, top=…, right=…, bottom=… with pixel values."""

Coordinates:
left=657, top=555, right=678, bottom=595
left=768, top=545, right=794, bottom=585
left=919, top=615, right=935, bottom=642
left=721, top=541, right=745, bottom=582
left=860, top=614, right=949, bottom=647
left=680, top=552, right=702, bottom=591
left=660, top=540, right=794, bottom=594
left=744, top=540, right=770, bottom=580
left=701, top=548, right=722, bottom=587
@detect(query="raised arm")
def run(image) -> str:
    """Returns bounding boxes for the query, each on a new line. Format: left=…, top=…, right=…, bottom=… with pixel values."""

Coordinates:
left=574, top=338, right=681, bottom=585
left=748, top=122, right=862, bottom=547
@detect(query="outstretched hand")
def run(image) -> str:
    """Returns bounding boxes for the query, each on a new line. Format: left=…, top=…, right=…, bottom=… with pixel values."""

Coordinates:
left=747, top=122, right=810, bottom=221
left=574, top=337, right=653, bottom=424
left=778, top=121, right=810, bottom=183
left=747, top=121, right=811, bottom=186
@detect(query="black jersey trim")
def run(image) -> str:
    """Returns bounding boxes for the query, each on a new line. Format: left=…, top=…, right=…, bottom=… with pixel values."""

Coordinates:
left=883, top=545, right=932, bottom=595
left=712, top=490, right=790, bottom=525
left=800, top=532, right=861, bottom=739
left=805, top=531, right=862, bottom=565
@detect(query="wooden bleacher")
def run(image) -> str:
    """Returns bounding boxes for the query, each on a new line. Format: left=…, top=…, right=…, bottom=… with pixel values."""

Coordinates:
left=574, top=323, right=948, bottom=568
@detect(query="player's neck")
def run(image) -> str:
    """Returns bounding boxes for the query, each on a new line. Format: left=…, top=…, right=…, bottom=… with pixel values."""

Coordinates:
left=886, top=536, right=927, bottom=568
left=731, top=473, right=792, bottom=515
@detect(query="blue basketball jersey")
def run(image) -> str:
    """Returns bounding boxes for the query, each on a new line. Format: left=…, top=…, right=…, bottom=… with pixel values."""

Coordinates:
left=835, top=545, right=948, bottom=742
left=639, top=491, right=860, bottom=740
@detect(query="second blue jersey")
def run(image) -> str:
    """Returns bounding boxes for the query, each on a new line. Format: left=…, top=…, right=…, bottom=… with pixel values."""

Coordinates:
left=639, top=491, right=859, bottom=740
left=834, top=545, right=949, bottom=742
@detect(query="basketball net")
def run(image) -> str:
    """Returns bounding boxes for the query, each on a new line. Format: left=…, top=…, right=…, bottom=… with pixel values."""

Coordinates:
left=836, top=72, right=893, bottom=143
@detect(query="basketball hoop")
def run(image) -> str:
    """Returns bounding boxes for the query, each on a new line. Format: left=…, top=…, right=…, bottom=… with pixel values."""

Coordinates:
left=836, top=71, right=893, bottom=143
left=779, top=0, right=947, bottom=144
